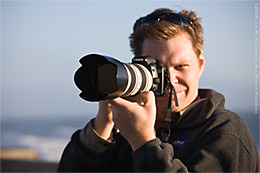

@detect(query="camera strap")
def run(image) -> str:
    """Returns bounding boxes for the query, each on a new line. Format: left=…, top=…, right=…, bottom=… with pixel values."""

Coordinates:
left=160, top=81, right=179, bottom=143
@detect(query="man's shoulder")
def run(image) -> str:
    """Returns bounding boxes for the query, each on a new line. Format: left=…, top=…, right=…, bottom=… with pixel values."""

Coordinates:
left=210, top=109, right=246, bottom=131
left=212, top=108, right=240, bottom=122
left=208, top=109, right=255, bottom=144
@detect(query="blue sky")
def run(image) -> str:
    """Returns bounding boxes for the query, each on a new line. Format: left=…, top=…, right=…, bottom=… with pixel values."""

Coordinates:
left=1, top=0, right=259, bottom=120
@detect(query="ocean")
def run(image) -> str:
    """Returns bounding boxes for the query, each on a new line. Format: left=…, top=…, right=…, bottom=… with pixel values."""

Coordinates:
left=1, top=116, right=91, bottom=162
left=1, top=111, right=259, bottom=162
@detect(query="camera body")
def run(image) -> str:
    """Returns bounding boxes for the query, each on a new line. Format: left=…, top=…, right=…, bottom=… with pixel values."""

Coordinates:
left=131, top=56, right=169, bottom=96
left=74, top=54, right=169, bottom=102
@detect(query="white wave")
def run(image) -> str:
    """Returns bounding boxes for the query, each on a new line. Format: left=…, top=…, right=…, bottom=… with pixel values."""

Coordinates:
left=55, top=125, right=78, bottom=137
left=1, top=130, right=72, bottom=162
left=18, top=135, right=69, bottom=162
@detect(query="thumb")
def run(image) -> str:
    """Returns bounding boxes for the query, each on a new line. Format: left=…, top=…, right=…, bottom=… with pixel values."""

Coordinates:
left=138, top=91, right=155, bottom=107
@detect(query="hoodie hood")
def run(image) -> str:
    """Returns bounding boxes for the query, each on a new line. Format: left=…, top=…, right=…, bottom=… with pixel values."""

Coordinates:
left=172, top=89, right=226, bottom=130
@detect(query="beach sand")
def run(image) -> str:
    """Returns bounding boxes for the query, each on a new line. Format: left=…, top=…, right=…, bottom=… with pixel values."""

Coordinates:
left=0, top=148, right=58, bottom=172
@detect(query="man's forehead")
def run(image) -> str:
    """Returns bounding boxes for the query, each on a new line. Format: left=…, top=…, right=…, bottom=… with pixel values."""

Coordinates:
left=142, top=34, right=196, bottom=64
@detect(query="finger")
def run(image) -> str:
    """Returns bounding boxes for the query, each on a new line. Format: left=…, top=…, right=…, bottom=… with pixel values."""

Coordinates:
left=110, top=97, right=134, bottom=109
left=99, top=100, right=111, bottom=108
left=98, top=100, right=112, bottom=114
left=138, top=91, right=155, bottom=107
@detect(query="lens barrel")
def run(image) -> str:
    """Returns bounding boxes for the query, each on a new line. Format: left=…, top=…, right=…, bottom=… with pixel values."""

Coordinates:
left=74, top=54, right=155, bottom=101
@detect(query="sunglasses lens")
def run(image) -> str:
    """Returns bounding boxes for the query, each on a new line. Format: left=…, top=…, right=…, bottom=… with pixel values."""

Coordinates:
left=140, top=13, right=161, bottom=25
left=139, top=13, right=190, bottom=28
left=167, top=18, right=189, bottom=26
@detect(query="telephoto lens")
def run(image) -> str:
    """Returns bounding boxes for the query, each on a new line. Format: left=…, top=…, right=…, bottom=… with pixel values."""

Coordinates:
left=74, top=54, right=169, bottom=102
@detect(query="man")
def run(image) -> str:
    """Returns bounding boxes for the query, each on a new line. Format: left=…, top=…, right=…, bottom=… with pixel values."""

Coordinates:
left=58, top=8, right=259, bottom=172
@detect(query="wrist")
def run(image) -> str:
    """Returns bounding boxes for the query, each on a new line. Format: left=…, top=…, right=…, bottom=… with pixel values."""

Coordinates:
left=93, top=116, right=114, bottom=140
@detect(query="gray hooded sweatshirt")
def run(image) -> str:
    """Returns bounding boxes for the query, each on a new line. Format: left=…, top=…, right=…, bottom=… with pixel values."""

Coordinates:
left=58, top=89, right=259, bottom=172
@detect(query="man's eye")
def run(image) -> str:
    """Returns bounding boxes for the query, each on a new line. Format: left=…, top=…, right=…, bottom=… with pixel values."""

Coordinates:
left=175, top=64, right=188, bottom=70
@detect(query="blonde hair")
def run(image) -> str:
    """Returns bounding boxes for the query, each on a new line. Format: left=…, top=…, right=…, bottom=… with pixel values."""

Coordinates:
left=129, top=8, right=204, bottom=58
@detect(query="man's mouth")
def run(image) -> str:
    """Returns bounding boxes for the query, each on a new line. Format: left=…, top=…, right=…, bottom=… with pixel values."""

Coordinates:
left=167, top=85, right=186, bottom=96
left=165, top=90, right=184, bottom=98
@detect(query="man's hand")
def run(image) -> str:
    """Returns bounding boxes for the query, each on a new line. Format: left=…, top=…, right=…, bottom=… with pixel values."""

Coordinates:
left=110, top=91, right=157, bottom=151
left=93, top=100, right=114, bottom=140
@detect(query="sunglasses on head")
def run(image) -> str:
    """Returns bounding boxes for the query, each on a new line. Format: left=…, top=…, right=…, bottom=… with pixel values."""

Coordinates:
left=139, top=12, right=195, bottom=31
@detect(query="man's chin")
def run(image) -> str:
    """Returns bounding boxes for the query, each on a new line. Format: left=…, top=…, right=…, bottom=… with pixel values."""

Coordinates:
left=170, top=105, right=183, bottom=112
left=156, top=95, right=185, bottom=112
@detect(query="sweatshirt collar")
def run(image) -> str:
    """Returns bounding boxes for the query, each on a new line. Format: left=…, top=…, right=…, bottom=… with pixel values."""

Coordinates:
left=171, top=89, right=226, bottom=129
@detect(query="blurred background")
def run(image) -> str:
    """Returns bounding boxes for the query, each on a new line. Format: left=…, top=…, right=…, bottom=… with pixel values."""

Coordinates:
left=1, top=0, right=259, bottom=163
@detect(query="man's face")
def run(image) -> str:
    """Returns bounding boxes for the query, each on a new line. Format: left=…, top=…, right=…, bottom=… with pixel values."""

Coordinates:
left=142, top=32, right=204, bottom=114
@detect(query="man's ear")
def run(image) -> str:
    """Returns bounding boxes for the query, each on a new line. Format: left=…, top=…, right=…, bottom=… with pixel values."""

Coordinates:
left=198, top=51, right=205, bottom=77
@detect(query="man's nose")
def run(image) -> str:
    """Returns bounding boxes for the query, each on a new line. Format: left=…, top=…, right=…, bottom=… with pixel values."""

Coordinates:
left=168, top=67, right=178, bottom=84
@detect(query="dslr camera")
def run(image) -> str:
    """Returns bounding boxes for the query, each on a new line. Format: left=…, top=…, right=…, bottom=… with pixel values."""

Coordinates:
left=74, top=54, right=170, bottom=102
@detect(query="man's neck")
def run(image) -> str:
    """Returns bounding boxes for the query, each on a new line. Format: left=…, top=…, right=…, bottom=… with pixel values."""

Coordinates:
left=155, top=95, right=201, bottom=128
